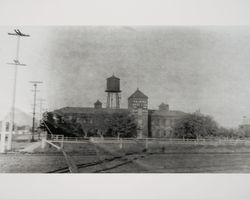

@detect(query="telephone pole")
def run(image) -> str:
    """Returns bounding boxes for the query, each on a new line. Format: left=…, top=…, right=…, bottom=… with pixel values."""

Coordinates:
left=38, top=98, right=46, bottom=123
left=29, top=81, right=43, bottom=142
left=37, top=98, right=46, bottom=140
left=6, top=29, right=30, bottom=151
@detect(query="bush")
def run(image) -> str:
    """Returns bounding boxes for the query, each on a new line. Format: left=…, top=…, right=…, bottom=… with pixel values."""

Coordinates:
left=173, top=113, right=218, bottom=139
left=215, top=127, right=240, bottom=138
left=39, top=112, right=78, bottom=137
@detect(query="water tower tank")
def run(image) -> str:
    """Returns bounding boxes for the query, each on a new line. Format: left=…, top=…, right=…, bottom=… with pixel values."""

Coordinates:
left=105, top=75, right=121, bottom=93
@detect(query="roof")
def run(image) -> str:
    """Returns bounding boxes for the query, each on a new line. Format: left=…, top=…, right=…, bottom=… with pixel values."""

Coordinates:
left=128, top=88, right=148, bottom=99
left=159, top=103, right=169, bottom=110
left=241, top=117, right=250, bottom=125
left=107, top=74, right=120, bottom=80
left=94, top=100, right=102, bottom=105
left=151, top=110, right=186, bottom=117
left=159, top=102, right=168, bottom=107
left=54, top=107, right=130, bottom=115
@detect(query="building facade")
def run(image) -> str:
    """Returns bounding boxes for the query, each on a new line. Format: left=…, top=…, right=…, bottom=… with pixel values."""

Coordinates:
left=50, top=75, right=186, bottom=138
left=150, top=103, right=186, bottom=137
left=128, top=89, right=149, bottom=138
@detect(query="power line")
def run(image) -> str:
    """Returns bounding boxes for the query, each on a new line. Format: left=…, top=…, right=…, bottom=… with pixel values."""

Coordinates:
left=8, top=29, right=30, bottom=37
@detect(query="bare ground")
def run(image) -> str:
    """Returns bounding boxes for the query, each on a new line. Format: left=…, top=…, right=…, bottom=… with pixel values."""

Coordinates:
left=1, top=141, right=250, bottom=173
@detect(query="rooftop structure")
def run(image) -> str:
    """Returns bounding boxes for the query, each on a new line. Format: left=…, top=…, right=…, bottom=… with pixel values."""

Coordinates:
left=128, top=88, right=148, bottom=99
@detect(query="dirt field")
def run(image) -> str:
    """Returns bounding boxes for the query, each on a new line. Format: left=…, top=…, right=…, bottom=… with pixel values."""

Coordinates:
left=1, top=141, right=250, bottom=173
left=1, top=152, right=250, bottom=173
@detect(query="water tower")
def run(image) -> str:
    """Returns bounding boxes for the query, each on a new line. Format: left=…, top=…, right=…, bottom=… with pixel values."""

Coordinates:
left=105, top=75, right=121, bottom=109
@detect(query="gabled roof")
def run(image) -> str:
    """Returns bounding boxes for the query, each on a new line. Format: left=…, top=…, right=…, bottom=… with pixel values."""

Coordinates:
left=128, top=88, right=148, bottom=99
left=241, top=117, right=250, bottom=125
left=159, top=102, right=168, bottom=107
left=107, top=74, right=120, bottom=80
left=94, top=100, right=102, bottom=105
left=159, top=103, right=169, bottom=109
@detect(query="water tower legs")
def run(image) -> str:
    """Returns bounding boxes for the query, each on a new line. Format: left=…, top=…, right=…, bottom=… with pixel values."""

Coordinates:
left=106, top=93, right=120, bottom=109
left=115, top=93, right=120, bottom=109
left=107, top=93, right=111, bottom=108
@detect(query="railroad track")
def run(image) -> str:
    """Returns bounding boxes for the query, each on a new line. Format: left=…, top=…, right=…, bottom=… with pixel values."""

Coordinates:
left=47, top=150, right=152, bottom=173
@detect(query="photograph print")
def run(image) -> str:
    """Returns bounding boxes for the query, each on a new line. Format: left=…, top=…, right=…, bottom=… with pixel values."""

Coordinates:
left=1, top=26, right=250, bottom=173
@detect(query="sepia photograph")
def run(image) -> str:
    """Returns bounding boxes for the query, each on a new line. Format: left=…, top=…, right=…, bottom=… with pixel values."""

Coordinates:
left=1, top=26, right=250, bottom=173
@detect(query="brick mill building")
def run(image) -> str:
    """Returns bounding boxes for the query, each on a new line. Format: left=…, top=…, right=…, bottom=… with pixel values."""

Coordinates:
left=52, top=75, right=186, bottom=138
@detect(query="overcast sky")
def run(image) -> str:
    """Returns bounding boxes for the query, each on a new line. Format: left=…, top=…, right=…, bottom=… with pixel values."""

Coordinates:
left=0, top=26, right=250, bottom=128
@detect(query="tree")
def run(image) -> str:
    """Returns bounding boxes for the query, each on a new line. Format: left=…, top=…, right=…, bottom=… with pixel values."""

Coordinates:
left=40, top=111, right=137, bottom=138
left=103, top=112, right=137, bottom=138
left=173, top=113, right=218, bottom=139
left=215, top=127, right=239, bottom=138
left=39, top=112, right=77, bottom=137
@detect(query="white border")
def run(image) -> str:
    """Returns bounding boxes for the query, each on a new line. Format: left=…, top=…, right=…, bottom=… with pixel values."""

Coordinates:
left=0, top=0, right=250, bottom=25
left=1, top=1, right=250, bottom=199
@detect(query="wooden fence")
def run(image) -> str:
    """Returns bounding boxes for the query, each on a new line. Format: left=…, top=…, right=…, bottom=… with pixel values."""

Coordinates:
left=46, top=135, right=250, bottom=146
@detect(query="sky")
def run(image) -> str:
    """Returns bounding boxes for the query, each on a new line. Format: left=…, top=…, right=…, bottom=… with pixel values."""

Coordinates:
left=0, top=26, right=250, bottom=128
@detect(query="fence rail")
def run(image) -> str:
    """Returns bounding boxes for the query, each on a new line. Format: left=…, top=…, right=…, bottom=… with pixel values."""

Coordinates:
left=46, top=135, right=250, bottom=146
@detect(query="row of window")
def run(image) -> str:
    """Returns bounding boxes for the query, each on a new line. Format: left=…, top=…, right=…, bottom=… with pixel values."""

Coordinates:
left=152, top=118, right=175, bottom=126
left=152, top=129, right=173, bottom=137
left=131, top=100, right=147, bottom=104
left=132, top=104, right=147, bottom=107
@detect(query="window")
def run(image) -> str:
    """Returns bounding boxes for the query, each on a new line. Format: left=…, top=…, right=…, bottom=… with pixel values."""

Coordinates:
left=6, top=122, right=9, bottom=132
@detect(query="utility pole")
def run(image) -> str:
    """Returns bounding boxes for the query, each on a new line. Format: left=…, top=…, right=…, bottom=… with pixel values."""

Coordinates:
left=38, top=98, right=46, bottom=122
left=6, top=29, right=30, bottom=151
left=29, top=81, right=43, bottom=142
left=38, top=98, right=45, bottom=140
left=2, top=60, right=26, bottom=152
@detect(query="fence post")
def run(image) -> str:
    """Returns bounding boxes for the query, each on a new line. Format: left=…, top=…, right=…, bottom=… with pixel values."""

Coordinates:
left=0, top=122, right=6, bottom=153
left=235, top=139, right=238, bottom=146
left=60, top=135, right=64, bottom=149
left=145, top=138, right=148, bottom=150
left=119, top=138, right=123, bottom=149
left=41, top=136, right=46, bottom=150
left=101, top=135, right=104, bottom=141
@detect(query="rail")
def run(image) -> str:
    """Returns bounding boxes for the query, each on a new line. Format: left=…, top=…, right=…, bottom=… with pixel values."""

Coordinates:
left=46, top=135, right=250, bottom=146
